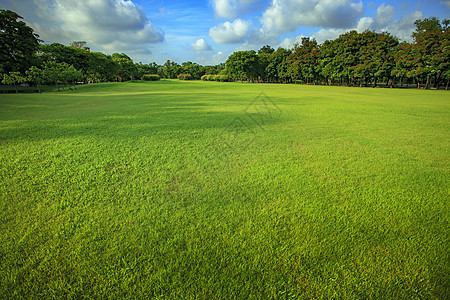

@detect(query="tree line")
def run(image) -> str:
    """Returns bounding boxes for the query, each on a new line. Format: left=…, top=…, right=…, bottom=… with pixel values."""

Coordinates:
left=226, top=19, right=449, bottom=89
left=0, top=10, right=224, bottom=92
left=1, top=9, right=449, bottom=91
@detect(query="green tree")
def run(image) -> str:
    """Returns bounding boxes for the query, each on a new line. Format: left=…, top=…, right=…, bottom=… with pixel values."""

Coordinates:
left=111, top=53, right=137, bottom=81
left=26, top=66, right=44, bottom=93
left=265, top=47, right=291, bottom=83
left=225, top=50, right=259, bottom=82
left=318, top=39, right=338, bottom=85
left=257, top=46, right=275, bottom=82
left=162, top=60, right=181, bottom=79
left=42, top=61, right=65, bottom=91
left=412, top=17, right=449, bottom=88
left=318, top=31, right=360, bottom=86
left=288, top=38, right=320, bottom=84
left=61, top=65, right=83, bottom=90
left=86, top=52, right=119, bottom=83
left=352, top=31, right=398, bottom=87
left=182, top=62, right=204, bottom=79
left=0, top=10, right=41, bottom=73
left=2, top=71, right=26, bottom=93
left=392, top=42, right=417, bottom=87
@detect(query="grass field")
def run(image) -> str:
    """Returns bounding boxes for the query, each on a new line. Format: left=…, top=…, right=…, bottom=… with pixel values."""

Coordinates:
left=0, top=80, right=448, bottom=299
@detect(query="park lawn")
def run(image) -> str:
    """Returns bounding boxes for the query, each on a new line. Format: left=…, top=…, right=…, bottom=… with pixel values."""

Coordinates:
left=0, top=80, right=448, bottom=299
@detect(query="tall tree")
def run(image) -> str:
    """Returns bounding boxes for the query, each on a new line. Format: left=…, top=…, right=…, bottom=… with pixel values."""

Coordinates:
left=26, top=66, right=44, bottom=93
left=412, top=17, right=449, bottom=88
left=162, top=60, right=181, bottom=79
left=265, top=47, right=291, bottom=83
left=111, top=53, right=137, bottom=81
left=288, top=38, right=320, bottom=84
left=0, top=10, right=41, bottom=74
left=225, top=50, right=259, bottom=82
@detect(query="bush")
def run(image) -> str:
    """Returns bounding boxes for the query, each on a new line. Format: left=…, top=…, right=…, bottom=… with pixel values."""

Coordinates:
left=142, top=74, right=161, bottom=81
left=177, top=74, right=192, bottom=80
left=218, top=75, right=229, bottom=82
left=200, top=74, right=228, bottom=82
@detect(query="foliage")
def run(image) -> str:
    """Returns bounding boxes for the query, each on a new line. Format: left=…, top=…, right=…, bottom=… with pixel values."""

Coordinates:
left=142, top=74, right=161, bottom=81
left=177, top=73, right=192, bottom=80
left=111, top=53, right=137, bottom=82
left=1, top=71, right=26, bottom=93
left=225, top=50, right=259, bottom=82
left=0, top=9, right=41, bottom=74
left=163, top=60, right=181, bottom=79
left=200, top=74, right=229, bottom=82
left=26, top=66, right=44, bottom=92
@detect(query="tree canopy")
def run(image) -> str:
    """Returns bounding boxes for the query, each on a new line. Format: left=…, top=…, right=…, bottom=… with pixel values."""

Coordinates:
left=0, top=10, right=41, bottom=74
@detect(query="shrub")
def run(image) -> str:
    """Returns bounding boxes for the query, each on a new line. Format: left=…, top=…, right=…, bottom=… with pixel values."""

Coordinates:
left=218, top=75, right=229, bottom=82
left=200, top=74, right=228, bottom=82
left=177, top=74, right=192, bottom=80
left=142, top=74, right=161, bottom=81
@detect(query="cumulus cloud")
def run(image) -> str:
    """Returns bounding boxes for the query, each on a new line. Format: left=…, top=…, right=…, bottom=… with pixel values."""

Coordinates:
left=312, top=28, right=347, bottom=43
left=440, top=1, right=450, bottom=9
left=211, top=0, right=260, bottom=19
left=354, top=4, right=422, bottom=41
left=191, top=39, right=213, bottom=51
left=260, top=0, right=364, bottom=38
left=380, top=10, right=423, bottom=41
left=209, top=19, right=251, bottom=43
left=312, top=5, right=423, bottom=43
left=278, top=35, right=306, bottom=49
left=2, top=0, right=163, bottom=56
left=373, top=4, right=395, bottom=28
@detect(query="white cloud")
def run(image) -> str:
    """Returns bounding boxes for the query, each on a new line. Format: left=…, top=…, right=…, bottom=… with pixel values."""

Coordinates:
left=278, top=35, right=306, bottom=49
left=209, top=19, right=251, bottom=43
left=313, top=28, right=347, bottom=43
left=3, top=0, right=163, bottom=56
left=381, top=10, right=423, bottom=41
left=373, top=4, right=395, bottom=28
left=440, top=1, right=450, bottom=9
left=260, top=0, right=364, bottom=38
left=211, top=0, right=260, bottom=19
left=355, top=17, right=374, bottom=32
left=312, top=5, right=423, bottom=43
left=355, top=4, right=395, bottom=32
left=191, top=39, right=213, bottom=51
left=194, top=50, right=229, bottom=65
left=353, top=4, right=422, bottom=41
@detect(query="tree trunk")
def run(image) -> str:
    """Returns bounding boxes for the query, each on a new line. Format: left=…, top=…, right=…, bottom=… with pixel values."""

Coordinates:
left=13, top=83, right=18, bottom=93
left=373, top=78, right=377, bottom=88
left=425, top=75, right=430, bottom=89
left=37, top=83, right=41, bottom=93
left=55, top=81, right=60, bottom=92
left=435, top=73, right=442, bottom=89
left=446, top=79, right=449, bottom=90
left=416, top=77, right=420, bottom=89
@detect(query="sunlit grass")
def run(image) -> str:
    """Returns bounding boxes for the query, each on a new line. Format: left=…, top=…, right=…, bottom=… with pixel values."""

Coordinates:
left=0, top=80, right=448, bottom=299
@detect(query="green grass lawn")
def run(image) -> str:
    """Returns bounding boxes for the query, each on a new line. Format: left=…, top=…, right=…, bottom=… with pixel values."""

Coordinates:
left=0, top=80, right=448, bottom=299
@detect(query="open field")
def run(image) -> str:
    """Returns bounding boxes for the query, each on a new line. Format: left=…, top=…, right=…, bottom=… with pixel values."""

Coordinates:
left=0, top=80, right=448, bottom=299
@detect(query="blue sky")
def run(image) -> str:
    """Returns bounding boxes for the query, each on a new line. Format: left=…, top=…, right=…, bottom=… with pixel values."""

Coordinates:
left=1, top=0, right=449, bottom=65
